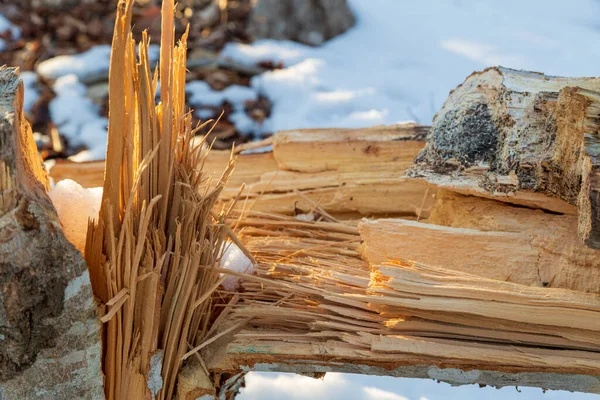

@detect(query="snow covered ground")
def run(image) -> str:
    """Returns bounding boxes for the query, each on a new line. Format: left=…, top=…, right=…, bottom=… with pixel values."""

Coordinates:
left=220, top=0, right=600, bottom=134
left=6, top=0, right=600, bottom=398
left=239, top=372, right=598, bottom=400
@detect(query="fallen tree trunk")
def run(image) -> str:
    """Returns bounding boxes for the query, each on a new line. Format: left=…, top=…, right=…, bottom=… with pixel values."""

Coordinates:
left=0, top=68, right=103, bottom=399
left=48, top=122, right=600, bottom=395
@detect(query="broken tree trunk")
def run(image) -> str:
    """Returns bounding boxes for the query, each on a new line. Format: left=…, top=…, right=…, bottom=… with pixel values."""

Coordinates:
left=46, top=92, right=600, bottom=396
left=409, top=66, right=600, bottom=248
left=194, top=209, right=600, bottom=396
left=52, top=123, right=588, bottom=396
left=0, top=68, right=103, bottom=399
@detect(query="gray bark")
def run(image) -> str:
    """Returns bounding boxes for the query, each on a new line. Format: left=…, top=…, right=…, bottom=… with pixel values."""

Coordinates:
left=0, top=67, right=103, bottom=399
left=409, top=67, right=600, bottom=249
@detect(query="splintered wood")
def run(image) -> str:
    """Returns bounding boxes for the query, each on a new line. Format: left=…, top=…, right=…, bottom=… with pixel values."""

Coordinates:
left=359, top=192, right=600, bottom=294
left=48, top=124, right=436, bottom=218
left=211, top=210, right=600, bottom=382
left=44, top=12, right=600, bottom=393
left=84, top=1, right=238, bottom=399
left=55, top=128, right=600, bottom=392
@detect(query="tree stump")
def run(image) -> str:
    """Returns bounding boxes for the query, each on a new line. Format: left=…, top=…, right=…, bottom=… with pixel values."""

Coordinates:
left=0, top=67, right=102, bottom=399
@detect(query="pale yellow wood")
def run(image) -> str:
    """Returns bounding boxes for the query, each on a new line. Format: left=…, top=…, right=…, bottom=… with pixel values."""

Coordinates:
left=359, top=190, right=600, bottom=294
left=48, top=125, right=436, bottom=218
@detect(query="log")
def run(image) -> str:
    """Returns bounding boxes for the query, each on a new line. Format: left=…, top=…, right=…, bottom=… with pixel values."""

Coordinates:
left=45, top=122, right=600, bottom=394
left=48, top=124, right=436, bottom=218
left=0, top=68, right=102, bottom=399
left=409, top=67, right=600, bottom=247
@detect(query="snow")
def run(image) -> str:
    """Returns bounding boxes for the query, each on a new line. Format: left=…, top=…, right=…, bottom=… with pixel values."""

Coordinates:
left=240, top=144, right=273, bottom=155
left=37, top=45, right=112, bottom=81
left=219, top=242, right=254, bottom=291
left=238, top=372, right=599, bottom=400
left=229, top=111, right=270, bottom=136
left=49, top=180, right=102, bottom=253
left=220, top=40, right=309, bottom=68
left=0, top=14, right=20, bottom=52
left=49, top=74, right=108, bottom=161
left=187, top=81, right=257, bottom=107
left=186, top=82, right=265, bottom=135
left=221, top=0, right=600, bottom=130
left=195, top=108, right=214, bottom=120
left=21, top=72, right=39, bottom=113
left=37, top=44, right=159, bottom=81
left=147, top=351, right=164, bottom=398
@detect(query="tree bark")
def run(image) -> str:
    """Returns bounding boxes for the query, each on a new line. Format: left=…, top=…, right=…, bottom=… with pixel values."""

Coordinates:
left=0, top=67, right=102, bottom=399
left=410, top=67, right=600, bottom=248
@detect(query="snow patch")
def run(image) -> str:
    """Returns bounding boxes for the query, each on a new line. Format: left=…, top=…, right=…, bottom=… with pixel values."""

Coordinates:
left=187, top=81, right=258, bottom=108
left=21, top=72, right=40, bottom=113
left=49, top=179, right=102, bottom=252
left=220, top=39, right=309, bottom=67
left=224, top=0, right=600, bottom=131
left=363, top=387, right=409, bottom=400
left=148, top=351, right=164, bottom=398
left=37, top=44, right=159, bottom=81
left=240, top=145, right=273, bottom=155
left=49, top=74, right=108, bottom=160
left=219, top=242, right=254, bottom=291
left=186, top=81, right=266, bottom=136
left=37, top=45, right=112, bottom=81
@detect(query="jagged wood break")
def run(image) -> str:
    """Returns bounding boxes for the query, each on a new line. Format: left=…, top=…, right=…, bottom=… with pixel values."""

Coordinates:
left=50, top=121, right=600, bottom=395
left=47, top=48, right=600, bottom=396
left=172, top=206, right=598, bottom=396
left=409, top=67, right=600, bottom=248
left=85, top=1, right=240, bottom=399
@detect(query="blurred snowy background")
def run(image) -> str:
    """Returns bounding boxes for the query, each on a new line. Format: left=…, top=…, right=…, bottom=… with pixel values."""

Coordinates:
left=3, top=0, right=600, bottom=398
